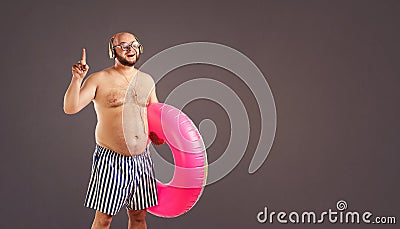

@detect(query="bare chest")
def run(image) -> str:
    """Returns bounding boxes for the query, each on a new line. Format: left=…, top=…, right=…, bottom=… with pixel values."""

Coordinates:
left=104, top=87, right=127, bottom=107
left=96, top=84, right=150, bottom=108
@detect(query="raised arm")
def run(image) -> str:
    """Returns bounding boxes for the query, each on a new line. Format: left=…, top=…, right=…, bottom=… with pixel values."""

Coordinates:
left=63, top=48, right=97, bottom=114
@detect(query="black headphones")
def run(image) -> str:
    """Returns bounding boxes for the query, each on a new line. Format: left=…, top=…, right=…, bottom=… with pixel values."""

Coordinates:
left=108, top=34, right=144, bottom=59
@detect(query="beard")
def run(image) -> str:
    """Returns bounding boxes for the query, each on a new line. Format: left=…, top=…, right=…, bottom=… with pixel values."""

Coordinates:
left=115, top=51, right=138, bottom=67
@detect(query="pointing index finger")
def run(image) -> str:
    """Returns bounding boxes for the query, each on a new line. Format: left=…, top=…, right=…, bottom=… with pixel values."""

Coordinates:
left=81, top=48, right=86, bottom=65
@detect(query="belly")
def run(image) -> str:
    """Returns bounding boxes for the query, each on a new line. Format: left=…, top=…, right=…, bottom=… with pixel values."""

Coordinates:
left=95, top=106, right=149, bottom=156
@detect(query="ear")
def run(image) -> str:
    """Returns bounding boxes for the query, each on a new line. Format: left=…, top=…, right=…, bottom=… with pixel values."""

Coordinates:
left=134, top=34, right=144, bottom=54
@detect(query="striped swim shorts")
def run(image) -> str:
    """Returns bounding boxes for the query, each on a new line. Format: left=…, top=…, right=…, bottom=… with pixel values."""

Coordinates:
left=84, top=144, right=158, bottom=215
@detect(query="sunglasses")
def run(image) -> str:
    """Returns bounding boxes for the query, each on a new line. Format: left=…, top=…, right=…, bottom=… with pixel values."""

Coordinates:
left=114, top=41, right=140, bottom=51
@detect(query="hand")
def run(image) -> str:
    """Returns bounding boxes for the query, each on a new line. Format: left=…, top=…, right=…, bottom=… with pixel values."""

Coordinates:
left=149, top=131, right=165, bottom=145
left=72, top=48, right=89, bottom=80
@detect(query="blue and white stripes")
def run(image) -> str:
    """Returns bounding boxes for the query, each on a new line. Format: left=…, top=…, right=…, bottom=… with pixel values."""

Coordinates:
left=84, top=144, right=158, bottom=215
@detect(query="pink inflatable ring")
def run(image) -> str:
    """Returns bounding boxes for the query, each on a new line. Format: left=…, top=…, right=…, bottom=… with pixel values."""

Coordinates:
left=147, top=103, right=208, bottom=218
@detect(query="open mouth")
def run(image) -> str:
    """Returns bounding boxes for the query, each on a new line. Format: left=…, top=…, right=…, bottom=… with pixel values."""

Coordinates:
left=127, top=54, right=135, bottom=58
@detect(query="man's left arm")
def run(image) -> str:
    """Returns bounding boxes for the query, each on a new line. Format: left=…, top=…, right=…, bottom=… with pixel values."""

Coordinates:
left=148, top=85, right=159, bottom=104
left=147, top=80, right=165, bottom=145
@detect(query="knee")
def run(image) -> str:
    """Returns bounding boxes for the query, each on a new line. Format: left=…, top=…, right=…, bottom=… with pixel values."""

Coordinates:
left=94, top=211, right=113, bottom=227
left=127, top=209, right=147, bottom=222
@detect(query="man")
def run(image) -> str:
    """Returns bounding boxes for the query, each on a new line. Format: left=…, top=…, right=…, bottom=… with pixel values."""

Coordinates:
left=64, top=32, right=164, bottom=229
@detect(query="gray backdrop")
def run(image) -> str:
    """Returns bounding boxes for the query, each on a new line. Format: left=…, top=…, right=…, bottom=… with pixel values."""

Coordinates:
left=0, top=0, right=399, bottom=228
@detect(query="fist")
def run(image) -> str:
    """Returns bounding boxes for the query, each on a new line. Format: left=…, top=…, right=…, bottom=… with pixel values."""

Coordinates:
left=72, top=48, right=89, bottom=79
left=149, top=131, right=165, bottom=145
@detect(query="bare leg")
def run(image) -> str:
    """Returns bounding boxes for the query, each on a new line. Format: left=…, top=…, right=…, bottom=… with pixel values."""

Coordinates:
left=127, top=209, right=147, bottom=229
left=91, top=210, right=113, bottom=229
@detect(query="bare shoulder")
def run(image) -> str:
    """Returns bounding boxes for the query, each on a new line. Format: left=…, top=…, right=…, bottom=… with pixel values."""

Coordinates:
left=137, top=70, right=155, bottom=85
left=92, top=68, right=113, bottom=78
left=84, top=68, right=112, bottom=84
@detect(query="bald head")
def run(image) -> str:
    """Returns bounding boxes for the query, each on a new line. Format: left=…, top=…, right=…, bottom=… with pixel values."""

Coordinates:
left=111, top=32, right=137, bottom=46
